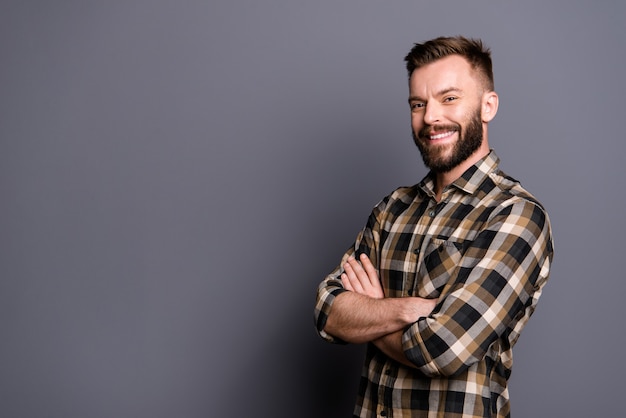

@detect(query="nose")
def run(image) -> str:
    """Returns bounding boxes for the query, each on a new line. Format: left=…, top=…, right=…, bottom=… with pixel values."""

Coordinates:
left=423, top=102, right=441, bottom=125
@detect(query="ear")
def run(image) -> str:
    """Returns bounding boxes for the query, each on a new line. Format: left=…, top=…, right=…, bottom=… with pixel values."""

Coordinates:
left=481, top=91, right=499, bottom=123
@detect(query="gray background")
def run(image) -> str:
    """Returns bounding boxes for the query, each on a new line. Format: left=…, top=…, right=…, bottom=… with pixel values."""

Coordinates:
left=1, top=1, right=624, bottom=417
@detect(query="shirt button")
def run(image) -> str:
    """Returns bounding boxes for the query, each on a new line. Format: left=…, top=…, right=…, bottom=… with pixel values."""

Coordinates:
left=380, top=411, right=387, bottom=417
left=413, top=248, right=420, bottom=254
left=429, top=210, right=435, bottom=217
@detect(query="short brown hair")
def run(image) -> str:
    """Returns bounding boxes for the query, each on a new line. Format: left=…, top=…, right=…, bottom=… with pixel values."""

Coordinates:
left=404, top=36, right=494, bottom=91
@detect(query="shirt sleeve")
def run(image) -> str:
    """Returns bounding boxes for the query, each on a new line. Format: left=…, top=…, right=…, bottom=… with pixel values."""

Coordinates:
left=313, top=198, right=386, bottom=344
left=401, top=197, right=554, bottom=376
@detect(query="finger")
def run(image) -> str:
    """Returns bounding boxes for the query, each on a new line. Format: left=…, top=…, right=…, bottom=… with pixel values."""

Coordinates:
left=340, top=273, right=354, bottom=291
left=359, top=253, right=380, bottom=287
left=346, top=258, right=372, bottom=291
left=342, top=261, right=365, bottom=293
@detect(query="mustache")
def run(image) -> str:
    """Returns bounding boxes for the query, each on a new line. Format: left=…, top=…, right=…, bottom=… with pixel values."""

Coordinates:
left=417, top=124, right=461, bottom=138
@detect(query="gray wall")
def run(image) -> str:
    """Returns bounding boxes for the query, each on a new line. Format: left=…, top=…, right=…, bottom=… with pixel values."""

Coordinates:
left=1, top=1, right=623, bottom=417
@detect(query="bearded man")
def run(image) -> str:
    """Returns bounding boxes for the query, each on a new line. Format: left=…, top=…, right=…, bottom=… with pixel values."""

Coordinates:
left=314, top=36, right=554, bottom=418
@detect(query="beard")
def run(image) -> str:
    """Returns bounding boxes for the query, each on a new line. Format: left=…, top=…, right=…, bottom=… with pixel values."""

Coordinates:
left=412, top=109, right=483, bottom=173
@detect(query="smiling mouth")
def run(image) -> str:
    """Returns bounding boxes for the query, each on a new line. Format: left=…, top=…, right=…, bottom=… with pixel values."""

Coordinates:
left=429, top=131, right=456, bottom=141
left=418, top=124, right=460, bottom=141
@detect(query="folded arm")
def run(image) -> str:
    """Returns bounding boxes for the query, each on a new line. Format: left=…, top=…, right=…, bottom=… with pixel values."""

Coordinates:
left=323, top=254, right=436, bottom=346
left=401, top=200, right=554, bottom=376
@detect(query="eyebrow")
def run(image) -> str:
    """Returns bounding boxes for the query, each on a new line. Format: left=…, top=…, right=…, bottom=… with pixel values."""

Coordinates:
left=408, top=86, right=463, bottom=102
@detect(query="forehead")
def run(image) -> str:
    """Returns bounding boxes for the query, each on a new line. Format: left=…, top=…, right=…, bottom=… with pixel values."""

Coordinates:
left=409, top=55, right=479, bottom=96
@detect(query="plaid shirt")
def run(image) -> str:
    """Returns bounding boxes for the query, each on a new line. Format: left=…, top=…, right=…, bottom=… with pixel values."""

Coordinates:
left=314, top=151, right=554, bottom=417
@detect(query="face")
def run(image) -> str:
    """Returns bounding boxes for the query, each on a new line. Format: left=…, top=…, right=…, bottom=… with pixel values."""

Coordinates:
left=408, top=55, right=490, bottom=173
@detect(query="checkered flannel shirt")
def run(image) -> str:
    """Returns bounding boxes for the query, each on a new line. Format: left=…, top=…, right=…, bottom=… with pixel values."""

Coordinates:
left=314, top=151, right=554, bottom=417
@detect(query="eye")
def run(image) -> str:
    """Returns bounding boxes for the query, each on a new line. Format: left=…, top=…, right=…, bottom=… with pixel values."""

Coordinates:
left=410, top=102, right=426, bottom=111
left=443, top=96, right=458, bottom=103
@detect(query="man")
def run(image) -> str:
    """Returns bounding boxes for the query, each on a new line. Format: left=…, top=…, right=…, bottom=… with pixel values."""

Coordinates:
left=314, top=36, right=554, bottom=417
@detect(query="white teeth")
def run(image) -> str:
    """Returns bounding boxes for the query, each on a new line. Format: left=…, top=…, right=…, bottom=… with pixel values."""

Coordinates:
left=430, top=131, right=453, bottom=140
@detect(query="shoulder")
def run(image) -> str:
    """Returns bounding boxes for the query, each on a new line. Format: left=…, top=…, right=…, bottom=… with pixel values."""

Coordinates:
left=364, top=184, right=425, bottom=224
left=483, top=169, right=546, bottom=209
left=484, top=169, right=553, bottom=236
left=376, top=184, right=422, bottom=211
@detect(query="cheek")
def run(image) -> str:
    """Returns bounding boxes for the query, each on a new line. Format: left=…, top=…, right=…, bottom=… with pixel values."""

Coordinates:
left=411, top=115, right=424, bottom=131
left=451, top=106, right=470, bottom=122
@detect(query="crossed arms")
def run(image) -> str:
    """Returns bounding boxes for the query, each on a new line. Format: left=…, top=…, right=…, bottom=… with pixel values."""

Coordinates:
left=316, top=195, right=553, bottom=376
left=323, top=253, right=436, bottom=368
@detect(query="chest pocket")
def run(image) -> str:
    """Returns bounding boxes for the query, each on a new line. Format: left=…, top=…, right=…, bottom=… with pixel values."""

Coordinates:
left=415, top=238, right=466, bottom=298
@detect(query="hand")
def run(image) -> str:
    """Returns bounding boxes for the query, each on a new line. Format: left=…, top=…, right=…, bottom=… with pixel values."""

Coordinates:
left=341, top=253, right=384, bottom=299
left=406, top=297, right=437, bottom=322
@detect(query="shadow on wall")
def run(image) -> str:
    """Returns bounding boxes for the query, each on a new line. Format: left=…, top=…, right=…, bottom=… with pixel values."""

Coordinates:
left=211, top=86, right=415, bottom=416
left=296, top=334, right=365, bottom=417
left=221, top=309, right=366, bottom=418
left=213, top=132, right=386, bottom=417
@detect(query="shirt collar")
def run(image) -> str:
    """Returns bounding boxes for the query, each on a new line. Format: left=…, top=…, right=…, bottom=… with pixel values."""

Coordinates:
left=418, top=150, right=500, bottom=198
